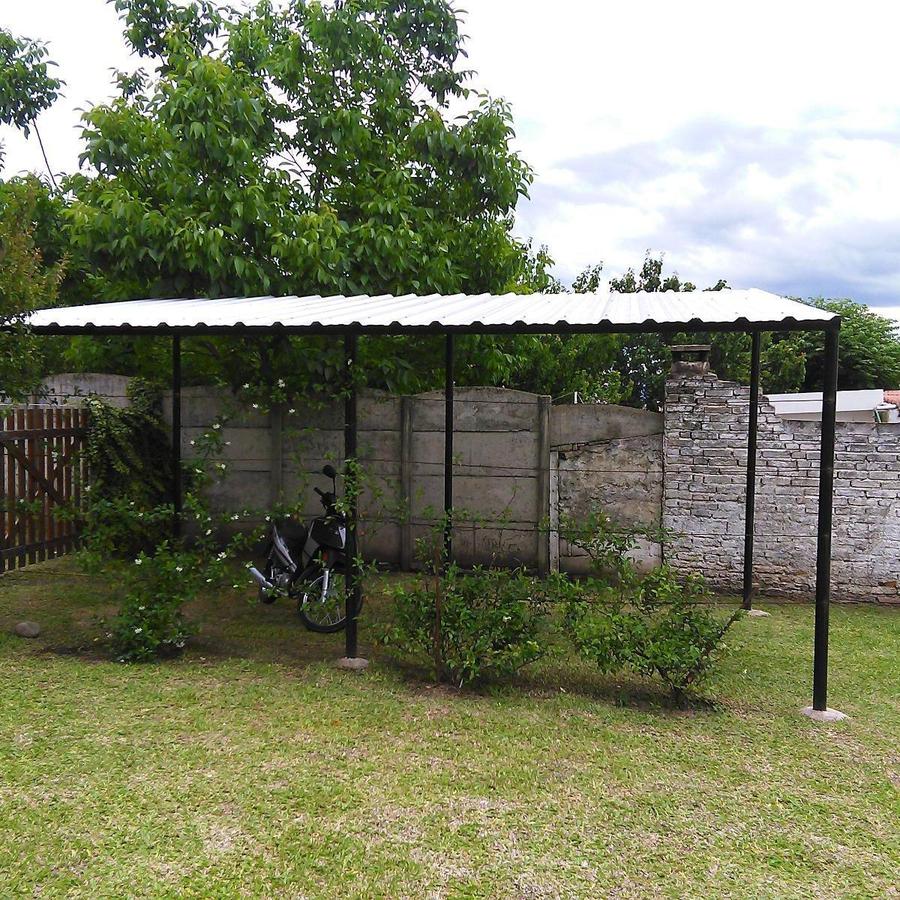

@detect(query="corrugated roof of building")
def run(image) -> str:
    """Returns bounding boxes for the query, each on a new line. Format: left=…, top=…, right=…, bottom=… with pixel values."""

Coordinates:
left=24, top=289, right=838, bottom=335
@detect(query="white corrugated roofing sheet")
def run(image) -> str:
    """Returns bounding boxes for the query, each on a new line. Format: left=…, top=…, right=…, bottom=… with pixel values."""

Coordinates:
left=26, top=289, right=837, bottom=333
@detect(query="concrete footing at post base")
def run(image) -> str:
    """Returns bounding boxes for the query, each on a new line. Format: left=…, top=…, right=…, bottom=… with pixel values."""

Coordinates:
left=337, top=657, right=369, bottom=672
left=801, top=706, right=848, bottom=722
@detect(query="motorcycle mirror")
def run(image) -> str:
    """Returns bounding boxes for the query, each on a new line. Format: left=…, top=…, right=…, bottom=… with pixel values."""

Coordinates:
left=322, top=464, right=337, bottom=480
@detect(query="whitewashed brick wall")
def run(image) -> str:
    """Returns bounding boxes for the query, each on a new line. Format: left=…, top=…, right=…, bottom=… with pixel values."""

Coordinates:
left=664, top=371, right=900, bottom=604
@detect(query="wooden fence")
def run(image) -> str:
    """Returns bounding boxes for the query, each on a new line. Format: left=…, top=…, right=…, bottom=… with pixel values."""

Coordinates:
left=0, top=405, right=89, bottom=572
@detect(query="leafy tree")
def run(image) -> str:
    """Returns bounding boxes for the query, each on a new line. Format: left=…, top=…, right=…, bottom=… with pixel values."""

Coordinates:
left=61, top=0, right=549, bottom=395
left=0, top=29, right=63, bottom=181
left=0, top=177, right=65, bottom=400
left=767, top=299, right=900, bottom=393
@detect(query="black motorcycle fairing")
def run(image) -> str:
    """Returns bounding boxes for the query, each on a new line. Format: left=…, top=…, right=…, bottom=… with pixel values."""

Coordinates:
left=310, top=517, right=346, bottom=551
left=272, top=517, right=309, bottom=560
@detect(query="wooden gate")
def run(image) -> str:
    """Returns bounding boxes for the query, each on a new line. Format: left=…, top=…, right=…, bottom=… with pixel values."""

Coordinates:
left=0, top=405, right=89, bottom=572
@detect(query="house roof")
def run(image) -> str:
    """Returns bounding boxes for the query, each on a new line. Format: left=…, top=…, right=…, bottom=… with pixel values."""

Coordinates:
left=23, top=289, right=838, bottom=336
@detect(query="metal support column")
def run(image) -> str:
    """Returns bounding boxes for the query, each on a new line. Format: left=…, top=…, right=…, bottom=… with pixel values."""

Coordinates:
left=812, top=324, right=840, bottom=712
left=344, top=332, right=360, bottom=660
left=742, top=331, right=761, bottom=609
left=443, top=333, right=454, bottom=567
left=172, top=335, right=182, bottom=538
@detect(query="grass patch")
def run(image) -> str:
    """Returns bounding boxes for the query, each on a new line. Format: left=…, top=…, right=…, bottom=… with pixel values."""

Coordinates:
left=1, top=558, right=898, bottom=898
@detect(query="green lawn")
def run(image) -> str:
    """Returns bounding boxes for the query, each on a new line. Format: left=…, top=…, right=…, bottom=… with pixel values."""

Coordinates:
left=1, top=559, right=897, bottom=899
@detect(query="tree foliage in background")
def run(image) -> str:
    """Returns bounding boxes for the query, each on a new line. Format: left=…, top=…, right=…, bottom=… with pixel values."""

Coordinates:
left=0, top=177, right=64, bottom=401
left=59, top=0, right=551, bottom=394
left=3, top=8, right=899, bottom=405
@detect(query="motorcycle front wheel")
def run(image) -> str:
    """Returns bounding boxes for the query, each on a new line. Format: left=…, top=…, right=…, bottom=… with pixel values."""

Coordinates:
left=297, top=566, right=358, bottom=633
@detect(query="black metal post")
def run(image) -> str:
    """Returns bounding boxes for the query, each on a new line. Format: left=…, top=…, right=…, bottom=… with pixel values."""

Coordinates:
left=443, top=333, right=454, bottom=567
left=742, top=331, right=761, bottom=609
left=344, top=332, right=359, bottom=660
left=812, top=324, right=840, bottom=711
left=172, top=335, right=182, bottom=538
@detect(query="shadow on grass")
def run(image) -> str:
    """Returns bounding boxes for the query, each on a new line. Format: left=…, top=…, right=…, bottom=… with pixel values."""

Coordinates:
left=5, top=560, right=726, bottom=713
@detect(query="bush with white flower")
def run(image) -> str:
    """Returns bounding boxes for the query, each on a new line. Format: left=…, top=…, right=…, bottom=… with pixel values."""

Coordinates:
left=80, top=391, right=263, bottom=662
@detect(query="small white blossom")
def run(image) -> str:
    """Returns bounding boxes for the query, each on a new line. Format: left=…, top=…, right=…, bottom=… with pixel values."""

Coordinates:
left=243, top=382, right=250, bottom=389
left=134, top=558, right=143, bottom=565
left=175, top=566, right=183, bottom=573
left=251, top=403, right=259, bottom=410
left=134, top=627, right=143, bottom=634
left=277, top=378, right=285, bottom=388
left=190, top=439, right=196, bottom=446
left=288, top=408, right=296, bottom=414
left=212, top=423, right=221, bottom=430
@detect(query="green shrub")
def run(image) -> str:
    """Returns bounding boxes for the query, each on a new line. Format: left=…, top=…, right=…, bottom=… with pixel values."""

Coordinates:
left=380, top=566, right=549, bottom=686
left=558, top=506, right=743, bottom=701
left=564, top=565, right=742, bottom=701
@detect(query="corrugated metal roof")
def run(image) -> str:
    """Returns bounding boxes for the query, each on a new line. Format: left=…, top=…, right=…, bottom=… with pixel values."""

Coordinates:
left=25, top=289, right=838, bottom=334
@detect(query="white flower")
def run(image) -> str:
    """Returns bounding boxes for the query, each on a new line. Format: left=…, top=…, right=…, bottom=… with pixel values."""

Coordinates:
left=206, top=578, right=212, bottom=583
left=217, top=551, right=227, bottom=560
left=175, top=566, right=183, bottom=573
left=205, top=528, right=213, bottom=536
left=288, top=408, right=296, bottom=414
left=134, top=627, right=143, bottom=634
left=212, top=423, right=221, bottom=430
left=138, top=605, right=145, bottom=611
left=134, top=558, right=143, bottom=565
left=190, top=439, right=196, bottom=446
left=251, top=403, right=259, bottom=410
left=231, top=513, right=239, bottom=521
left=243, top=382, right=250, bottom=389
left=277, top=378, right=285, bottom=388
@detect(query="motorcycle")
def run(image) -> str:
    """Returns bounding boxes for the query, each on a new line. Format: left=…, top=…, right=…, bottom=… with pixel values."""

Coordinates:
left=248, top=464, right=358, bottom=633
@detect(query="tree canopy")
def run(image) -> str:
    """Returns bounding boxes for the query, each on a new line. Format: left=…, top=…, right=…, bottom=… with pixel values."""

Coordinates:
left=1, top=3, right=899, bottom=406
left=55, top=0, right=552, bottom=394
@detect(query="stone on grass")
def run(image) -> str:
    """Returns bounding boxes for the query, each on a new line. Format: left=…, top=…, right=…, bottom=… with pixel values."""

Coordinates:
left=747, top=609, right=771, bottom=618
left=801, top=706, right=849, bottom=723
left=14, top=621, right=41, bottom=638
left=336, top=656, right=369, bottom=672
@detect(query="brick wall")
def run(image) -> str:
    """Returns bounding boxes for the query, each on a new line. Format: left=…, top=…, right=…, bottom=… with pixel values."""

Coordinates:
left=664, top=371, right=900, bottom=604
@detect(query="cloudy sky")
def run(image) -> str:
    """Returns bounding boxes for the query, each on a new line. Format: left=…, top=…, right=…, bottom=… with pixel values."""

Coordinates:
left=3, top=0, right=900, bottom=322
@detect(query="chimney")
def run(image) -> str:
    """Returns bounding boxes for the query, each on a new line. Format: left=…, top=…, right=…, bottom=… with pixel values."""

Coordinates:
left=669, top=344, right=711, bottom=377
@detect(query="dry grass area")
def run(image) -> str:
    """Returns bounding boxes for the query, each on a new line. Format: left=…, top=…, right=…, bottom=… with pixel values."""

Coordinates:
left=0, top=558, right=898, bottom=899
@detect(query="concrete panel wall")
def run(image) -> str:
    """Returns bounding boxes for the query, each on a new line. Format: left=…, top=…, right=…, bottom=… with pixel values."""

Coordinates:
left=157, top=385, right=550, bottom=569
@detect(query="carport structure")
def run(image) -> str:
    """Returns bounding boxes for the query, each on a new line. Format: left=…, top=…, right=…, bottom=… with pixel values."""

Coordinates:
left=24, top=289, right=842, bottom=718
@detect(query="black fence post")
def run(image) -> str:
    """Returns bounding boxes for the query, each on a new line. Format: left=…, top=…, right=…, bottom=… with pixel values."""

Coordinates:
left=742, top=331, right=761, bottom=609
left=811, top=323, right=840, bottom=712
left=172, top=334, right=182, bottom=539
left=443, top=333, right=454, bottom=567
left=344, top=332, right=360, bottom=660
